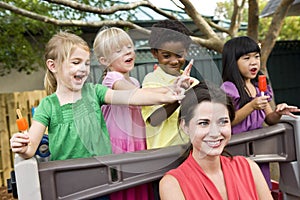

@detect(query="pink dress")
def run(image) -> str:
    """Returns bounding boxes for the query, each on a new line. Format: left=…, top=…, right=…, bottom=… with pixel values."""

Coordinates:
left=102, top=71, right=147, bottom=153
left=102, top=71, right=153, bottom=200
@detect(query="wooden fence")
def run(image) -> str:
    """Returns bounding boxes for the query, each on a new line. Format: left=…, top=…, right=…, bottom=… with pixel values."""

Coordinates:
left=0, top=90, right=46, bottom=186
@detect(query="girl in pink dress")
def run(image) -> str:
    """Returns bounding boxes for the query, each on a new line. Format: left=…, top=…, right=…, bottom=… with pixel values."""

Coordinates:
left=93, top=27, right=153, bottom=200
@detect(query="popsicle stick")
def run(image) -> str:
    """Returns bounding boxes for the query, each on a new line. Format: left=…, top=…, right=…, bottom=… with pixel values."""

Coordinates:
left=16, top=109, right=23, bottom=119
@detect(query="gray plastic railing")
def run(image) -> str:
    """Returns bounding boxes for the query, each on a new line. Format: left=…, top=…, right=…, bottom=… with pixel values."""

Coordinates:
left=13, top=116, right=300, bottom=200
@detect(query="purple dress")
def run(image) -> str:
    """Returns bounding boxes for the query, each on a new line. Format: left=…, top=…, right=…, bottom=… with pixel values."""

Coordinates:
left=102, top=71, right=153, bottom=200
left=221, top=81, right=273, bottom=189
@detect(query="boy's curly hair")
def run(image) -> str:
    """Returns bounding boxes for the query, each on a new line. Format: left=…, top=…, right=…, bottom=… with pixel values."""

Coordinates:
left=149, top=19, right=192, bottom=50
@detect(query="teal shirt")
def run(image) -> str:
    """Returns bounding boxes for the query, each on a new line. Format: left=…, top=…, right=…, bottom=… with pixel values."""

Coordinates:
left=33, top=83, right=112, bottom=161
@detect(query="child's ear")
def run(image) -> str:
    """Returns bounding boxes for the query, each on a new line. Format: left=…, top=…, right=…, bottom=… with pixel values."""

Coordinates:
left=99, top=57, right=109, bottom=66
left=46, top=59, right=57, bottom=73
left=150, top=49, right=158, bottom=59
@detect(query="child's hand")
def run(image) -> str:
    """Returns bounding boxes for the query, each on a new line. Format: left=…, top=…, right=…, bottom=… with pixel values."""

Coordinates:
left=251, top=96, right=270, bottom=110
left=183, top=59, right=194, bottom=76
left=10, top=132, right=30, bottom=154
left=174, top=75, right=190, bottom=96
left=174, top=59, right=195, bottom=93
left=275, top=103, right=300, bottom=118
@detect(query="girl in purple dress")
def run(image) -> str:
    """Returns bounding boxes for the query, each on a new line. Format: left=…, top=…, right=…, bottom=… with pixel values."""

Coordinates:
left=220, top=36, right=300, bottom=189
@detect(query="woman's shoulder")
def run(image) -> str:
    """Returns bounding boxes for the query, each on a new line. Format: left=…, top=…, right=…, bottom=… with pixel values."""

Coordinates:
left=160, top=174, right=184, bottom=200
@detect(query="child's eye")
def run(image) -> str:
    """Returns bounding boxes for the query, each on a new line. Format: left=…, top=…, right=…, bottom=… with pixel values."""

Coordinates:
left=162, top=54, right=171, bottom=59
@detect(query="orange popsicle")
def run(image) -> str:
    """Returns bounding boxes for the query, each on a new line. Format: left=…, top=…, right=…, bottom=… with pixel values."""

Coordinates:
left=258, top=75, right=267, bottom=96
left=16, top=109, right=28, bottom=132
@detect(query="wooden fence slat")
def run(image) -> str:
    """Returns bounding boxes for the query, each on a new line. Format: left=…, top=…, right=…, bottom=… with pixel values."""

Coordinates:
left=0, top=94, right=8, bottom=187
left=0, top=93, right=13, bottom=188
left=0, top=90, right=46, bottom=186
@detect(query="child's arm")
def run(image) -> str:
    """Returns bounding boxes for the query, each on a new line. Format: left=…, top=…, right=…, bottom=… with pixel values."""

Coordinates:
left=232, top=96, right=270, bottom=126
left=147, top=101, right=180, bottom=126
left=10, top=120, right=46, bottom=159
left=145, top=62, right=194, bottom=126
left=265, top=103, right=300, bottom=125
left=105, top=86, right=184, bottom=106
left=105, top=74, right=190, bottom=105
left=112, top=79, right=138, bottom=90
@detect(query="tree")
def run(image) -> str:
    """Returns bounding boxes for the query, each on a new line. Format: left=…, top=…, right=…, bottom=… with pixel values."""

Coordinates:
left=0, top=0, right=296, bottom=76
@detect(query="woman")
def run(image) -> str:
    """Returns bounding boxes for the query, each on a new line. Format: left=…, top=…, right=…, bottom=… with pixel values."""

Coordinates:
left=159, top=82, right=273, bottom=200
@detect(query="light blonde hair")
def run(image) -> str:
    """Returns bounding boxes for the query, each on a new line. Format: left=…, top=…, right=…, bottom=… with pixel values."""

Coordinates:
left=93, top=27, right=134, bottom=78
left=44, top=31, right=90, bottom=95
left=93, top=27, right=134, bottom=60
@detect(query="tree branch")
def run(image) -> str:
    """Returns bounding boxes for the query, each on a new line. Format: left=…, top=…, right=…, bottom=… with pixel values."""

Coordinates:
left=179, top=0, right=224, bottom=52
left=0, top=1, right=150, bottom=33
left=45, top=0, right=177, bottom=19
left=228, top=0, right=246, bottom=37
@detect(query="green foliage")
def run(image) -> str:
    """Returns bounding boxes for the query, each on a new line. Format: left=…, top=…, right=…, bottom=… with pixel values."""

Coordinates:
left=0, top=0, right=89, bottom=76
left=215, top=0, right=300, bottom=41
left=0, top=0, right=140, bottom=75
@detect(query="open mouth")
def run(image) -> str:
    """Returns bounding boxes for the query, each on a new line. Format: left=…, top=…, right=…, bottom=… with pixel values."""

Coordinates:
left=250, top=68, right=257, bottom=73
left=74, top=75, right=85, bottom=81
left=125, top=58, right=133, bottom=63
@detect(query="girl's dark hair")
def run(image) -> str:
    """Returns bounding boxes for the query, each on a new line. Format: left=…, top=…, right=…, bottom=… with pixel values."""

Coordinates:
left=179, top=82, right=235, bottom=126
left=222, top=36, right=266, bottom=107
left=149, top=19, right=192, bottom=50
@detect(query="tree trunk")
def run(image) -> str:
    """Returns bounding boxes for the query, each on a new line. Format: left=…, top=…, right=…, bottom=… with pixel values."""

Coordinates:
left=247, top=0, right=259, bottom=41
left=260, top=0, right=295, bottom=75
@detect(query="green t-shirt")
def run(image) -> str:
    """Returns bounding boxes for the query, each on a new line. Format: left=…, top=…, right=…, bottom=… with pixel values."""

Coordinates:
left=33, top=83, right=112, bottom=161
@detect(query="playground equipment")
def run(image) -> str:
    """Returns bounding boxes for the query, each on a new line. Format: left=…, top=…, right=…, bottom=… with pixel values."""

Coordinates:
left=8, top=116, right=300, bottom=200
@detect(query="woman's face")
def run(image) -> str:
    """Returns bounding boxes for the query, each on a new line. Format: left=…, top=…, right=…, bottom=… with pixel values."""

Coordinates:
left=181, top=101, right=231, bottom=158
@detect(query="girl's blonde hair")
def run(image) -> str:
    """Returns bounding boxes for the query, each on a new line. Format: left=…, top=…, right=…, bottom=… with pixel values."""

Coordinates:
left=44, top=31, right=90, bottom=95
left=93, top=27, right=134, bottom=60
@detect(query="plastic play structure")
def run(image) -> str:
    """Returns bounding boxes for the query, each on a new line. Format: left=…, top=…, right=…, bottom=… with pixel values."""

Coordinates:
left=8, top=116, right=300, bottom=200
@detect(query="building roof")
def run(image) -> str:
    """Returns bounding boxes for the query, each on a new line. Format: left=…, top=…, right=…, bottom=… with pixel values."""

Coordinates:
left=260, top=0, right=300, bottom=17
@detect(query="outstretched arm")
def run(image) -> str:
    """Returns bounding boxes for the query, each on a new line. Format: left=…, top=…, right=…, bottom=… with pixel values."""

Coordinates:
left=265, top=103, right=300, bottom=125
left=104, top=85, right=183, bottom=106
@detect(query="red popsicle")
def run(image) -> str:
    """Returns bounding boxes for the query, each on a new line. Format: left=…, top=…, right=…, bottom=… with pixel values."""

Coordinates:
left=258, top=75, right=267, bottom=96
